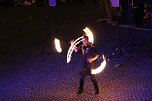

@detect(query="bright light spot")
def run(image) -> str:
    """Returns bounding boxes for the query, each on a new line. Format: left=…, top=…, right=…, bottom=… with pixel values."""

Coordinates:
left=54, top=38, right=62, bottom=53
left=83, top=27, right=94, bottom=44
left=91, top=54, right=106, bottom=74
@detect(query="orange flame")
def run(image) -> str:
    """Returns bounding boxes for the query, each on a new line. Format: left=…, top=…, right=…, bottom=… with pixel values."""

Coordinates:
left=67, top=27, right=94, bottom=63
left=67, top=27, right=106, bottom=74
left=83, top=27, right=94, bottom=44
left=54, top=38, right=62, bottom=53
left=91, top=54, right=106, bottom=74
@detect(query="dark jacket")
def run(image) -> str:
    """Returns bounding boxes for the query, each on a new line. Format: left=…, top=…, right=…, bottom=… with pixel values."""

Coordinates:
left=80, top=43, right=97, bottom=69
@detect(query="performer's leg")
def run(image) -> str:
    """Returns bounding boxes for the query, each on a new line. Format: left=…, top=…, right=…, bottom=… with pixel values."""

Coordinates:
left=90, top=74, right=99, bottom=94
left=77, top=69, right=86, bottom=94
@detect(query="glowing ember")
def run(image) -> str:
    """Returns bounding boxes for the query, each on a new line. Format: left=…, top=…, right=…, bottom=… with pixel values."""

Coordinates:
left=91, top=54, right=106, bottom=74
left=83, top=27, right=94, bottom=44
left=54, top=38, right=62, bottom=53
left=67, top=36, right=83, bottom=63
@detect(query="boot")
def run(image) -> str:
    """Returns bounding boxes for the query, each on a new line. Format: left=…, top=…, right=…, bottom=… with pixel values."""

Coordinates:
left=92, top=79, right=99, bottom=94
left=77, top=79, right=84, bottom=94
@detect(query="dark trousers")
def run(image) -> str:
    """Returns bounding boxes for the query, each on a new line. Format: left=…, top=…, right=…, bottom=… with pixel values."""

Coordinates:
left=78, top=68, right=99, bottom=92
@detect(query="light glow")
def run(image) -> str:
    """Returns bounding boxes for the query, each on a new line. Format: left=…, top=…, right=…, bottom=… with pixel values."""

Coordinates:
left=83, top=27, right=94, bottom=44
left=67, top=27, right=95, bottom=63
left=67, top=36, right=83, bottom=63
left=54, top=38, right=62, bottom=53
left=91, top=54, right=106, bottom=74
left=67, top=27, right=106, bottom=74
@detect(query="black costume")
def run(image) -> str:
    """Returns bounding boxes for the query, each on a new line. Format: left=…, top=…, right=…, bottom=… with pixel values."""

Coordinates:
left=77, top=42, right=99, bottom=94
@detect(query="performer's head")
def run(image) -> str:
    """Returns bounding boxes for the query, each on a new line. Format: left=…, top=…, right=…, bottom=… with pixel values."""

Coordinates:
left=82, top=35, right=89, bottom=46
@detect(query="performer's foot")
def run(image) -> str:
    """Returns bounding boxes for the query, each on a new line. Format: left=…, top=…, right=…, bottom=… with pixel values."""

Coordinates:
left=95, top=90, right=99, bottom=95
left=77, top=90, right=83, bottom=94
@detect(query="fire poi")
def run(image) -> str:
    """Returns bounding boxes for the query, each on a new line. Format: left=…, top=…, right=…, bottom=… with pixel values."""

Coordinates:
left=91, top=54, right=106, bottom=74
left=67, top=27, right=107, bottom=74
left=54, top=38, right=62, bottom=53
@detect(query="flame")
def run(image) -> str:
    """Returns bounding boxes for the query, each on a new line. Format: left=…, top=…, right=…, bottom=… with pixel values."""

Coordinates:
left=83, top=27, right=94, bottom=44
left=67, top=27, right=106, bottom=74
left=67, top=36, right=83, bottom=63
left=54, top=38, right=62, bottom=53
left=91, top=54, right=106, bottom=74
left=67, top=27, right=94, bottom=63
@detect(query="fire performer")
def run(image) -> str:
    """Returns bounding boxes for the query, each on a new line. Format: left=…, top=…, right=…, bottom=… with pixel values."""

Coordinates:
left=70, top=35, right=99, bottom=95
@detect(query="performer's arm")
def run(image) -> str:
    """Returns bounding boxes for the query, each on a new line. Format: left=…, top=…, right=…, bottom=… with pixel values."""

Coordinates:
left=88, top=55, right=99, bottom=63
left=87, top=47, right=99, bottom=63
left=70, top=40, right=78, bottom=52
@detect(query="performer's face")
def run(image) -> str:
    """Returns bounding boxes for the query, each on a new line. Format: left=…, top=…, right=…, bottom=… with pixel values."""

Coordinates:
left=82, top=37, right=88, bottom=46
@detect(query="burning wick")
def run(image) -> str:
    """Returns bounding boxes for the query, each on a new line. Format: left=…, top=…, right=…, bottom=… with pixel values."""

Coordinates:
left=83, top=27, right=94, bottom=44
left=54, top=38, right=62, bottom=53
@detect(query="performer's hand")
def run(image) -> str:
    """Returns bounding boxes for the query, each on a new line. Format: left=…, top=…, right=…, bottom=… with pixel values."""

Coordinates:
left=88, top=55, right=99, bottom=63
left=87, top=58, right=92, bottom=63
left=70, top=40, right=75, bottom=45
left=70, top=39, right=78, bottom=52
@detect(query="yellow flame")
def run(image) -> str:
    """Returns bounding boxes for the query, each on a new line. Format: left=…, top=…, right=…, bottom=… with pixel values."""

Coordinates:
left=91, top=54, right=106, bottom=74
left=67, top=36, right=83, bottom=63
left=54, top=38, right=62, bottom=53
left=83, top=27, right=94, bottom=44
